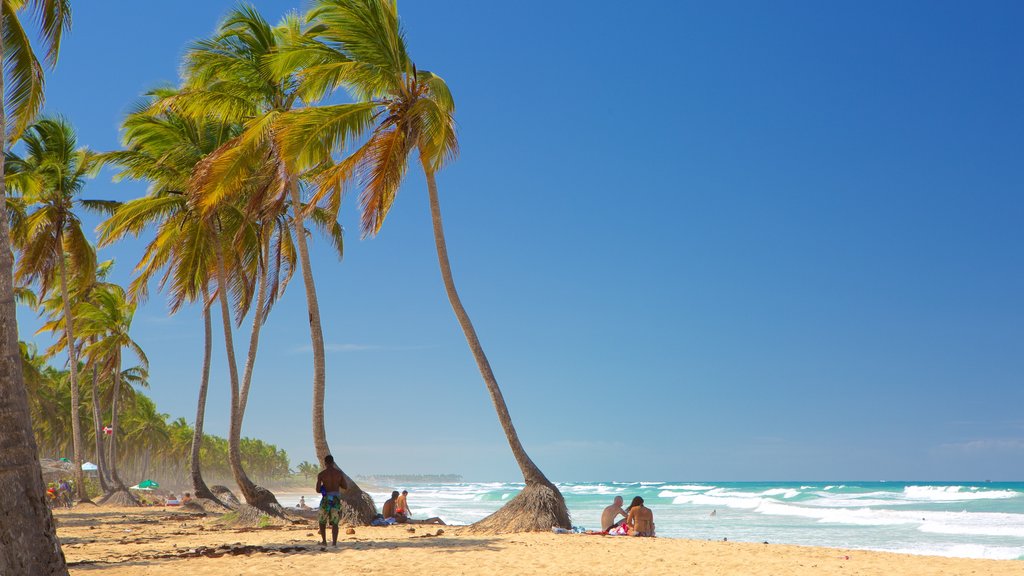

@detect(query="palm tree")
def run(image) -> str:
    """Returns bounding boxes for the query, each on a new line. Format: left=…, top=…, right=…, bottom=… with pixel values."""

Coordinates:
left=34, top=260, right=119, bottom=493
left=76, top=282, right=148, bottom=505
left=276, top=0, right=569, bottom=532
left=170, top=4, right=374, bottom=522
left=0, top=0, right=72, bottom=569
left=7, top=117, right=117, bottom=503
left=99, top=90, right=235, bottom=504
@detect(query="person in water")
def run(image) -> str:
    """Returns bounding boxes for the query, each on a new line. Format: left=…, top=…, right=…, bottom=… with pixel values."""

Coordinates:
left=626, top=496, right=655, bottom=537
left=315, top=455, right=348, bottom=546
left=601, top=496, right=628, bottom=532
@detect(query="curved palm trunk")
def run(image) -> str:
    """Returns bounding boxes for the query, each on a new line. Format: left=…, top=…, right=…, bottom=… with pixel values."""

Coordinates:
left=108, top=353, right=126, bottom=490
left=213, top=234, right=279, bottom=512
left=237, top=257, right=268, bottom=418
left=0, top=29, right=69, bottom=567
left=286, top=183, right=329, bottom=460
left=422, top=166, right=548, bottom=485
left=287, top=181, right=376, bottom=523
left=89, top=364, right=110, bottom=494
left=189, top=285, right=217, bottom=501
left=57, top=250, right=89, bottom=502
left=421, top=165, right=569, bottom=532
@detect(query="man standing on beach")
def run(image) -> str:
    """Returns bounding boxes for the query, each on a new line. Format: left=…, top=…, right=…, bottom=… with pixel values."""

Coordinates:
left=315, top=455, right=348, bottom=547
left=601, top=496, right=628, bottom=532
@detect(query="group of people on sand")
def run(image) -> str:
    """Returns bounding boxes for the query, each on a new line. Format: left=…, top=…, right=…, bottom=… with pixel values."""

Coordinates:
left=312, top=456, right=654, bottom=546
left=600, top=495, right=655, bottom=537
left=45, top=480, right=74, bottom=508
left=312, top=455, right=448, bottom=546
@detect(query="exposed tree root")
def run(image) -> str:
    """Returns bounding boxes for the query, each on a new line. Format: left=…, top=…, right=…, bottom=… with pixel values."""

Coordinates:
left=218, top=503, right=289, bottom=527
left=338, top=488, right=378, bottom=526
left=182, top=497, right=230, bottom=514
left=467, top=481, right=571, bottom=534
left=210, top=485, right=241, bottom=510
left=99, top=489, right=140, bottom=507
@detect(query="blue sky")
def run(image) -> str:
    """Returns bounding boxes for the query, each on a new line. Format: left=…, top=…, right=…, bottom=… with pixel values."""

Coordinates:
left=18, top=0, right=1023, bottom=481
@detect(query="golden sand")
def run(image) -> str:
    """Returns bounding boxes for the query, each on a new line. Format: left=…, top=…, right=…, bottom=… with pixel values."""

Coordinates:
left=57, top=507, right=1020, bottom=575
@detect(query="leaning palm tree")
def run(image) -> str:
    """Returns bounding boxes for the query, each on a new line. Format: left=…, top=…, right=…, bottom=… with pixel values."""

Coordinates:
left=7, top=117, right=116, bottom=503
left=99, top=90, right=236, bottom=505
left=77, top=282, right=148, bottom=506
left=168, top=4, right=374, bottom=522
left=0, top=0, right=72, bottom=570
left=276, top=0, right=569, bottom=532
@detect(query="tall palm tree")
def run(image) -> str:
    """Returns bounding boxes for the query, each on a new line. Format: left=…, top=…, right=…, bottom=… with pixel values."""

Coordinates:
left=0, top=0, right=72, bottom=570
left=170, top=4, right=374, bottom=522
left=277, top=0, right=570, bottom=532
left=99, top=90, right=235, bottom=503
left=34, top=260, right=119, bottom=493
left=7, top=117, right=116, bottom=503
left=77, top=282, right=148, bottom=505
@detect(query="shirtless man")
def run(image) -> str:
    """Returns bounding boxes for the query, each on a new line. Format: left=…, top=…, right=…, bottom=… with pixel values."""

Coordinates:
left=395, top=490, right=446, bottom=525
left=626, top=496, right=655, bottom=537
left=601, top=496, right=628, bottom=532
left=315, top=455, right=348, bottom=546
left=382, top=491, right=400, bottom=521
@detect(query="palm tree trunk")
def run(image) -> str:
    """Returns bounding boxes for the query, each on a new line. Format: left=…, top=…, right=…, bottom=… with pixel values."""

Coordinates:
left=108, top=354, right=126, bottom=490
left=0, top=26, right=69, bottom=573
left=189, top=285, right=216, bottom=501
left=89, top=364, right=110, bottom=494
left=421, top=166, right=548, bottom=485
left=238, top=253, right=268, bottom=419
left=287, top=181, right=376, bottom=523
left=422, top=165, right=570, bottom=532
left=286, top=183, right=330, bottom=461
left=213, top=231, right=277, bottom=512
left=57, top=248, right=89, bottom=502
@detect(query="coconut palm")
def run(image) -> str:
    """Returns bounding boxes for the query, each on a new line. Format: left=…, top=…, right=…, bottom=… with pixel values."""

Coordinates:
left=0, top=2, right=71, bottom=566
left=276, top=0, right=569, bottom=532
left=169, top=4, right=373, bottom=521
left=76, top=282, right=148, bottom=505
left=7, top=117, right=117, bottom=503
left=34, top=260, right=119, bottom=493
left=99, top=90, right=235, bottom=503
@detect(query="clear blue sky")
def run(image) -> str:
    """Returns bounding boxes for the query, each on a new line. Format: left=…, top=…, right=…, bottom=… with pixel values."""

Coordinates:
left=18, top=0, right=1024, bottom=481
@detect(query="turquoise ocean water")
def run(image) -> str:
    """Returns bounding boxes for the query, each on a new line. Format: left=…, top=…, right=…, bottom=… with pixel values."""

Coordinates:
left=277, top=481, right=1024, bottom=560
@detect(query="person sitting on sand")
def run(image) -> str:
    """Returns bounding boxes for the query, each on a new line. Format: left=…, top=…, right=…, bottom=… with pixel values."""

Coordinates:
left=315, top=454, right=349, bottom=546
left=182, top=492, right=192, bottom=504
left=382, top=491, right=400, bottom=521
left=298, top=496, right=309, bottom=509
left=626, top=496, right=655, bottom=537
left=601, top=496, right=628, bottom=532
left=395, top=490, right=446, bottom=525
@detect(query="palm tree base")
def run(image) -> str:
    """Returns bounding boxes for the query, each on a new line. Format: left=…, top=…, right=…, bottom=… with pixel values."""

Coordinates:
left=210, top=485, right=242, bottom=509
left=99, top=489, right=140, bottom=507
left=181, top=498, right=231, bottom=514
left=220, top=502, right=288, bottom=527
left=338, top=487, right=378, bottom=526
left=467, top=481, right=571, bottom=534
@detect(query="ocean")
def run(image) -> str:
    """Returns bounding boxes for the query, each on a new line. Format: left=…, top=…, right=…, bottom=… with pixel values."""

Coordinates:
left=276, top=481, right=1024, bottom=560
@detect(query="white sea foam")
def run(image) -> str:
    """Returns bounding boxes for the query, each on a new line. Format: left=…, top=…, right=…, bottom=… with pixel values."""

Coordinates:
left=883, top=544, right=1024, bottom=561
left=658, top=490, right=697, bottom=498
left=903, top=485, right=1020, bottom=501
left=761, top=488, right=800, bottom=498
left=661, top=484, right=716, bottom=491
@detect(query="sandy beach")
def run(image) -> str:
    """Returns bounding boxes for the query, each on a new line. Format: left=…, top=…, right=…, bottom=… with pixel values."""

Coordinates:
left=57, top=507, right=1021, bottom=576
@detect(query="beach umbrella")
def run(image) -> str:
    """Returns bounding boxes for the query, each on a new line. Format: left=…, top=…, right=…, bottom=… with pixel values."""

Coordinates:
left=131, top=479, right=159, bottom=490
left=82, top=462, right=98, bottom=471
